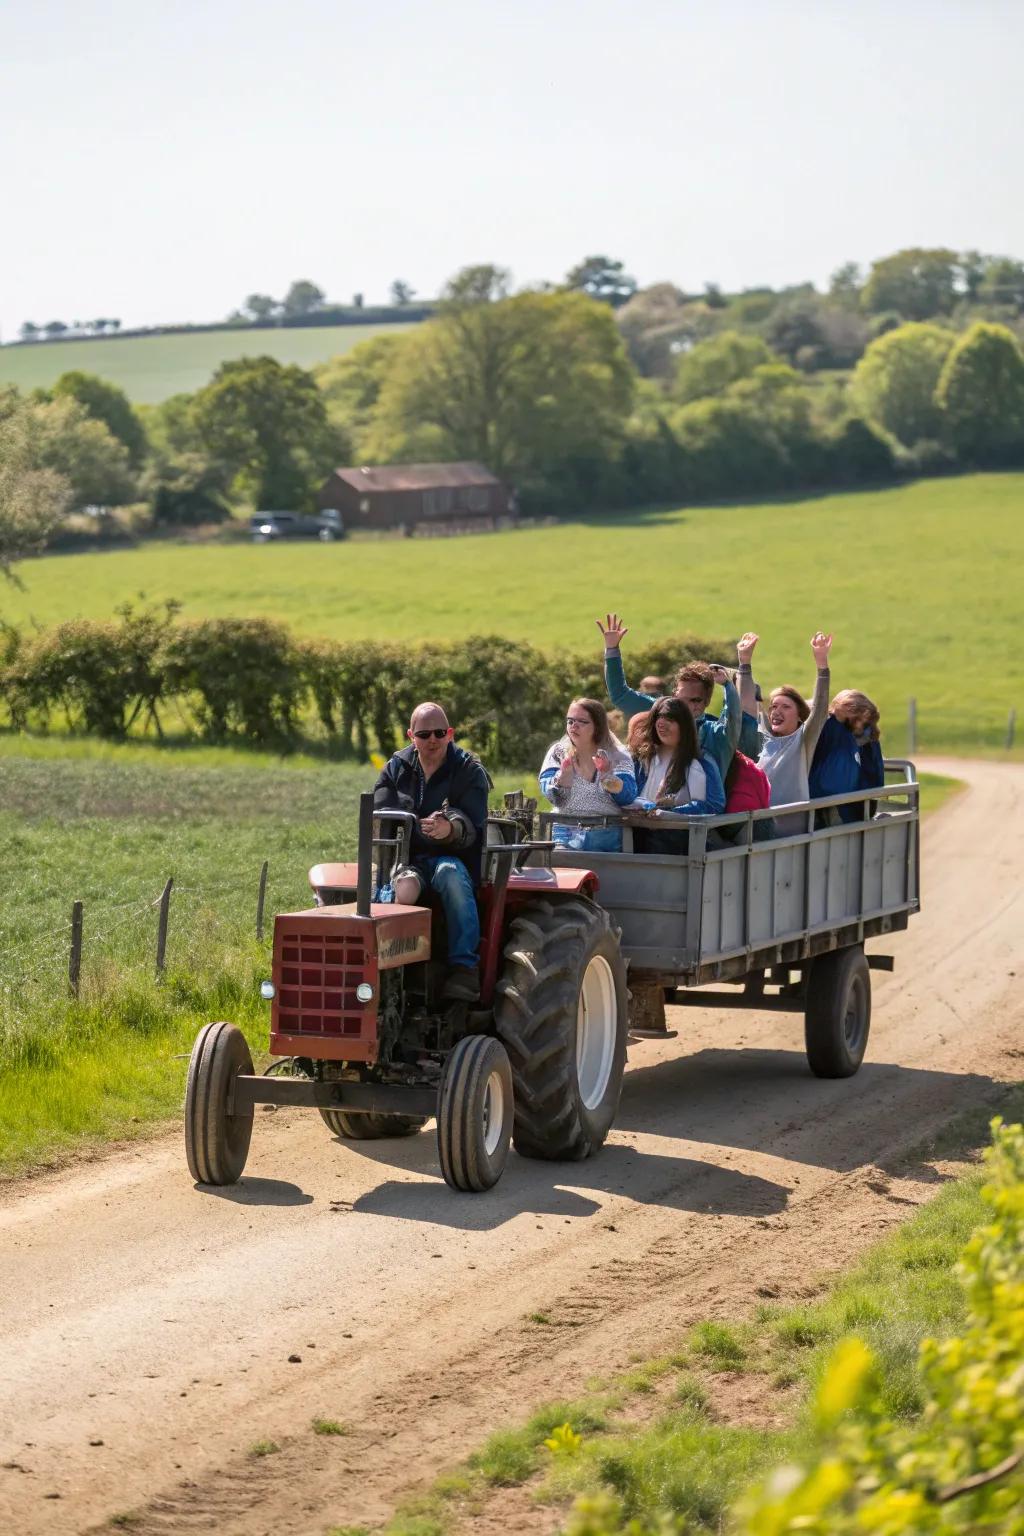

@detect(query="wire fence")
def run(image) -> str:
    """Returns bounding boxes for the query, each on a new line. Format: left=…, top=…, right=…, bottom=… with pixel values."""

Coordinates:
left=882, top=701, right=1017, bottom=757
left=0, top=862, right=276, bottom=1002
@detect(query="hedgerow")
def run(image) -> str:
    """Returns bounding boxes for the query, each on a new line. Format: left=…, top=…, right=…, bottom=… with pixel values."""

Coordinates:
left=0, top=607, right=727, bottom=767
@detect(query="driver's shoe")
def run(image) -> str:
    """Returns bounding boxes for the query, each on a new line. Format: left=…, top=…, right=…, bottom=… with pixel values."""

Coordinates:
left=442, top=964, right=481, bottom=1002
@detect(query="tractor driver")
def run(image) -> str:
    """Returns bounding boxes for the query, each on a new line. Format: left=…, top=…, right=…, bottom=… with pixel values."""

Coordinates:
left=372, top=702, right=490, bottom=1001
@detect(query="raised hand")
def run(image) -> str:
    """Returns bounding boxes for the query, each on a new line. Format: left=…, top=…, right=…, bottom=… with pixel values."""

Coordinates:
left=593, top=748, right=611, bottom=774
left=708, top=664, right=732, bottom=686
left=811, top=631, right=833, bottom=667
left=596, top=612, right=629, bottom=649
left=737, top=631, right=759, bottom=665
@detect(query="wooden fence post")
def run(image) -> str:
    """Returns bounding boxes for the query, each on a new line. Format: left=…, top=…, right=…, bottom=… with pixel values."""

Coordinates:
left=156, top=878, right=173, bottom=974
left=1007, top=709, right=1017, bottom=751
left=69, top=901, right=83, bottom=998
left=908, top=696, right=917, bottom=754
left=256, top=860, right=269, bottom=940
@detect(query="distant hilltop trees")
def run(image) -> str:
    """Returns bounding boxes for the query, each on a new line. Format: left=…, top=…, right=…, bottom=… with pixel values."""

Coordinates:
left=19, top=318, right=122, bottom=342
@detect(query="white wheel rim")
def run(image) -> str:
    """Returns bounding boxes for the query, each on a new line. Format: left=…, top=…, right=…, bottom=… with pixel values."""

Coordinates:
left=577, top=955, right=617, bottom=1111
left=482, top=1069, right=506, bottom=1156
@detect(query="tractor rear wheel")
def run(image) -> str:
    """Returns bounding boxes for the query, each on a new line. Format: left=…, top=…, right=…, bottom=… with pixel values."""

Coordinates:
left=804, top=945, right=871, bottom=1078
left=495, top=897, right=627, bottom=1161
left=184, top=1021, right=254, bottom=1185
left=437, top=1034, right=514, bottom=1191
left=319, top=1110, right=427, bottom=1139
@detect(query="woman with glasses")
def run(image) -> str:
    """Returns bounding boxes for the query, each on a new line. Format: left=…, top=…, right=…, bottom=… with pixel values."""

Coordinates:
left=539, top=697, right=637, bottom=851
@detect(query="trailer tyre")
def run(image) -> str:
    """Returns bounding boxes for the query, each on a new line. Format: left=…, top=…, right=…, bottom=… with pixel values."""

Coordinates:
left=319, top=1110, right=427, bottom=1139
left=495, top=898, right=628, bottom=1162
left=804, top=945, right=871, bottom=1078
left=184, top=1021, right=254, bottom=1185
left=437, top=1034, right=514, bottom=1192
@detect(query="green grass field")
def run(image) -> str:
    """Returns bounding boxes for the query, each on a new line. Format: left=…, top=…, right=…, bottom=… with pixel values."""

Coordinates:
left=0, top=322, right=419, bottom=403
left=4, top=473, right=1022, bottom=754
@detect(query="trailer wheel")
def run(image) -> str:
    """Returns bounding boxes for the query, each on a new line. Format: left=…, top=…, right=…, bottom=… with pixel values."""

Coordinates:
left=184, top=1021, right=254, bottom=1185
left=804, top=945, right=871, bottom=1078
left=437, top=1035, right=514, bottom=1192
left=319, top=1110, right=427, bottom=1139
left=495, top=898, right=628, bottom=1162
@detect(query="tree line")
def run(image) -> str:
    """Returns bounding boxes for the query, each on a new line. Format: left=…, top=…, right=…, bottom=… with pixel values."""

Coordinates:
left=2, top=244, right=1024, bottom=574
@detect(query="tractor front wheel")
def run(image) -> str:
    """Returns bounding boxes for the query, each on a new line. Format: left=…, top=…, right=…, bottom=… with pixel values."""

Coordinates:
left=437, top=1035, right=514, bottom=1191
left=184, top=1021, right=254, bottom=1185
left=320, top=1110, right=427, bottom=1139
left=495, top=898, right=628, bottom=1162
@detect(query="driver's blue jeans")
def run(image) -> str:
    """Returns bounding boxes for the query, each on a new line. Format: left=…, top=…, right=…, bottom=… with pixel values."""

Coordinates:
left=413, top=856, right=480, bottom=969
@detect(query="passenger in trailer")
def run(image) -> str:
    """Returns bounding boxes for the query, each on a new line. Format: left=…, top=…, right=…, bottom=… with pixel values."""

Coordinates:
left=810, top=689, right=884, bottom=824
left=629, top=696, right=726, bottom=853
left=756, top=632, right=832, bottom=835
left=539, top=697, right=637, bottom=851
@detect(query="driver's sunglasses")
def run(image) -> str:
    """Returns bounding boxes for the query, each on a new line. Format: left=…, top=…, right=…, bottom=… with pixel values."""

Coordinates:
left=565, top=717, right=591, bottom=728
left=412, top=728, right=450, bottom=740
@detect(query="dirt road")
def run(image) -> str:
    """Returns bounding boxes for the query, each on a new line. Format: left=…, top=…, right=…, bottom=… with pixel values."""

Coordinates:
left=1, top=758, right=1021, bottom=1536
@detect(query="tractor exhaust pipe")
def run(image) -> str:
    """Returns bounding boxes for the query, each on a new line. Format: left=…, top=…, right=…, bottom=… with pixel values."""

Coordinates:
left=356, top=792, right=374, bottom=916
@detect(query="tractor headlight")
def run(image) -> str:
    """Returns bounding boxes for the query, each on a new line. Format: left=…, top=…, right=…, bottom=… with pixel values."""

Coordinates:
left=260, top=980, right=276, bottom=1000
left=356, top=982, right=374, bottom=1003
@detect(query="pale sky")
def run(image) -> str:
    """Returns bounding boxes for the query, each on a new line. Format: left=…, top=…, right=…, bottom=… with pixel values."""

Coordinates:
left=2, top=0, right=1022, bottom=339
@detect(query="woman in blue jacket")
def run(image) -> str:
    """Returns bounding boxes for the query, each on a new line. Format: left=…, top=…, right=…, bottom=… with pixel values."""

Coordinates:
left=809, top=689, right=884, bottom=824
left=630, top=697, right=725, bottom=853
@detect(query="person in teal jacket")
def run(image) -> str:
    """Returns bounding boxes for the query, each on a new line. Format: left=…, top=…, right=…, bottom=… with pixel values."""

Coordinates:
left=596, top=614, right=762, bottom=781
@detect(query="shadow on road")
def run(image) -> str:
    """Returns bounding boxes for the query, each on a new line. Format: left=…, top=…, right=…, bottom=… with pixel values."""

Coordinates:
left=614, top=1048, right=1008, bottom=1170
left=310, top=1045, right=1010, bottom=1230
left=339, top=1137, right=789, bottom=1231
left=196, top=1175, right=314, bottom=1206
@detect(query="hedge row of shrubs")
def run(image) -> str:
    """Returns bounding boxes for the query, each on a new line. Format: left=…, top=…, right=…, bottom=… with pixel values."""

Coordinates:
left=0, top=608, right=727, bottom=769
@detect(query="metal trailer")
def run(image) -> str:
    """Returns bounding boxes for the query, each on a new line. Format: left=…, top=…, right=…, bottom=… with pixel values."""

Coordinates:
left=535, top=761, right=920, bottom=1074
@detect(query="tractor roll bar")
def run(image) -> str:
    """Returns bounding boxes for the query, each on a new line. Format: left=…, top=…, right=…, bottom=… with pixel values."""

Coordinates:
left=356, top=796, right=420, bottom=915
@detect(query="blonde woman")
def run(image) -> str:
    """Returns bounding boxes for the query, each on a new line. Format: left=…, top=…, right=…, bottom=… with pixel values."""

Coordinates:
left=539, top=697, right=636, bottom=851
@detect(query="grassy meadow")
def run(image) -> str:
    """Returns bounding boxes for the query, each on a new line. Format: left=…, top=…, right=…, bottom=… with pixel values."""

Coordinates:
left=4, top=473, right=1022, bottom=754
left=0, top=321, right=419, bottom=403
left=0, top=743, right=959, bottom=1175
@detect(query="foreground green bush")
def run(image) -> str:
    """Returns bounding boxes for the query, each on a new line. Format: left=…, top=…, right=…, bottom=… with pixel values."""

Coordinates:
left=564, top=1119, right=1024, bottom=1535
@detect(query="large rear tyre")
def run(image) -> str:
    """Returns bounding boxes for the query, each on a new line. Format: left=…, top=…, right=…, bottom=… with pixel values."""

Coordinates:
left=495, top=898, right=628, bottom=1161
left=184, top=1021, right=254, bottom=1185
left=319, top=1110, right=427, bottom=1139
left=437, top=1035, right=514, bottom=1192
left=804, top=945, right=871, bottom=1078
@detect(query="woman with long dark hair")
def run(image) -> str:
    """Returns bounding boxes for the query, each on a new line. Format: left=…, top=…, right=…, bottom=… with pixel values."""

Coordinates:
left=632, top=696, right=726, bottom=825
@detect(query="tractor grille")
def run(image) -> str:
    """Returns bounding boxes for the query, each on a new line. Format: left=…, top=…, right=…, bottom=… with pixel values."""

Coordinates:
left=276, top=931, right=370, bottom=1038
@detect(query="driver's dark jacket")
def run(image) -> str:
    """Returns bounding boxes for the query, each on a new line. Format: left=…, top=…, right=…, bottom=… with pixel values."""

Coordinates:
left=372, top=743, right=491, bottom=884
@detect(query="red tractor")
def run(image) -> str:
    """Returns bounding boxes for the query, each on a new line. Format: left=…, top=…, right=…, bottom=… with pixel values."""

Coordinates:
left=184, top=793, right=628, bottom=1192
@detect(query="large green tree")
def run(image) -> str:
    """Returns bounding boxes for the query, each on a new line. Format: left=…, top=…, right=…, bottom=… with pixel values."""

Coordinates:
left=849, top=321, right=956, bottom=446
left=52, top=370, right=148, bottom=466
left=616, top=285, right=715, bottom=378
left=192, top=355, right=341, bottom=508
left=860, top=248, right=962, bottom=320
left=28, top=396, right=137, bottom=508
left=364, top=288, right=635, bottom=503
left=935, top=322, right=1024, bottom=464
left=672, top=331, right=780, bottom=405
left=281, top=280, right=325, bottom=319
left=0, top=391, right=71, bottom=576
left=315, top=334, right=408, bottom=455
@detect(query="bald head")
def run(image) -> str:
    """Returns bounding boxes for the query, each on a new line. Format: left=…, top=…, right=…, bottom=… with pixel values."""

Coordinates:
left=410, top=701, right=449, bottom=732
